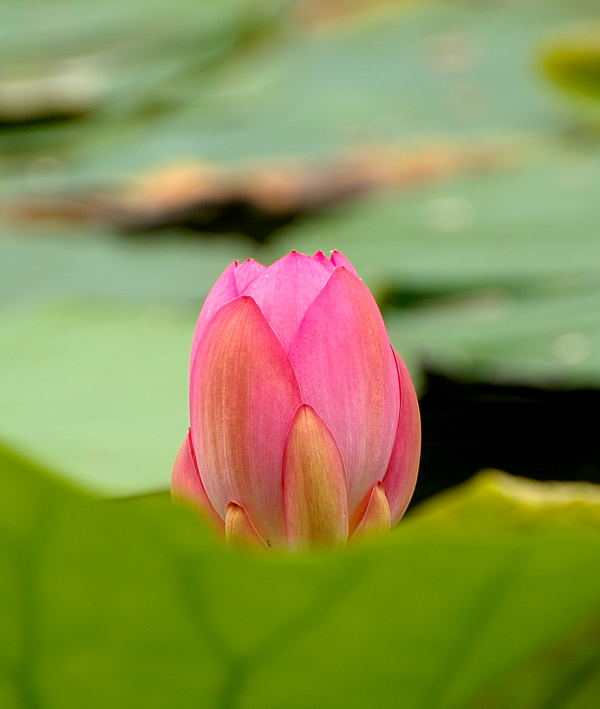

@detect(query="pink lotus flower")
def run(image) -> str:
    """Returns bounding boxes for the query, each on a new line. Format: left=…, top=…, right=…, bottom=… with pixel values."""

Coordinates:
left=172, top=251, right=420, bottom=549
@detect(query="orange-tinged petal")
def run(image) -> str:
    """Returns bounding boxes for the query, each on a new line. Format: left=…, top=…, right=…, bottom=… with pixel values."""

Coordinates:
left=282, top=405, right=349, bottom=548
left=352, top=483, right=391, bottom=540
left=289, top=267, right=399, bottom=511
left=225, top=502, right=267, bottom=548
left=171, top=430, right=223, bottom=530
left=191, top=296, right=301, bottom=544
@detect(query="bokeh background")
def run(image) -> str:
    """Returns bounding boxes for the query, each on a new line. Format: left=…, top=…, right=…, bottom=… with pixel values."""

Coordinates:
left=2, top=1, right=600, bottom=708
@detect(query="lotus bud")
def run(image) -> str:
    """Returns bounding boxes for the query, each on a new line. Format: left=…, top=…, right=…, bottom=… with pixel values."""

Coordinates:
left=172, top=251, right=420, bottom=549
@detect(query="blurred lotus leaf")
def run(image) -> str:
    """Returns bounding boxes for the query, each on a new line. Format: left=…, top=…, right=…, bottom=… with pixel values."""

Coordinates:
left=542, top=25, right=600, bottom=102
left=2, top=445, right=600, bottom=709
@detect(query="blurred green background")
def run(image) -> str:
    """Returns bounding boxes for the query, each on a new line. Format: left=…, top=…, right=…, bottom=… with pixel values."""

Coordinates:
left=2, top=1, right=600, bottom=707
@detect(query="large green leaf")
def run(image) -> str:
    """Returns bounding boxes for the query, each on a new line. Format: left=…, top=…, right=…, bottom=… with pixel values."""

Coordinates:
left=0, top=0, right=287, bottom=200
left=3, top=0, right=598, bottom=190
left=267, top=150, right=600, bottom=388
left=268, top=152, right=600, bottom=293
left=542, top=25, right=600, bottom=103
left=0, top=228, right=256, bottom=493
left=2, top=446, right=600, bottom=708
left=0, top=0, right=285, bottom=129
left=0, top=229, right=253, bottom=306
left=67, top=1, right=593, bottom=183
left=387, top=282, right=600, bottom=387
left=0, top=301, right=191, bottom=494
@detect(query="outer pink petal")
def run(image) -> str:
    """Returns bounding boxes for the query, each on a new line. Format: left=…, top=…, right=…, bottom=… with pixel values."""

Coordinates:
left=234, top=258, right=267, bottom=293
left=383, top=350, right=421, bottom=524
left=243, top=251, right=332, bottom=351
left=330, top=250, right=359, bottom=276
left=171, top=430, right=223, bottom=529
left=288, top=267, right=400, bottom=510
left=190, top=261, right=238, bottom=371
left=190, top=296, right=302, bottom=544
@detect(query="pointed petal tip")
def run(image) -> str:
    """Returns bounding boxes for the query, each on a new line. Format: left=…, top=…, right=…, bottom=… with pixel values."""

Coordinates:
left=312, top=250, right=336, bottom=271
left=283, top=404, right=349, bottom=549
left=330, top=250, right=359, bottom=276
left=234, top=257, right=262, bottom=273
left=352, top=482, right=391, bottom=541
left=244, top=251, right=332, bottom=350
left=233, top=259, right=268, bottom=293
left=271, top=249, right=328, bottom=267
left=225, top=502, right=268, bottom=549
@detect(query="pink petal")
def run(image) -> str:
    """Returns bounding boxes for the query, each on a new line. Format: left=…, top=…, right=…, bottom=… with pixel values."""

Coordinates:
left=288, top=267, right=400, bottom=510
left=234, top=258, right=267, bottom=293
left=190, top=296, right=302, bottom=544
left=330, top=250, right=359, bottom=276
left=171, top=430, right=223, bottom=529
left=312, top=251, right=335, bottom=271
left=243, top=251, right=332, bottom=351
left=383, top=350, right=421, bottom=524
left=282, top=405, right=349, bottom=548
left=190, top=261, right=238, bottom=370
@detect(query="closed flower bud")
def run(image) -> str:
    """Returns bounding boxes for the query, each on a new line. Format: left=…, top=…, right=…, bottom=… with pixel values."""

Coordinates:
left=172, top=251, right=420, bottom=549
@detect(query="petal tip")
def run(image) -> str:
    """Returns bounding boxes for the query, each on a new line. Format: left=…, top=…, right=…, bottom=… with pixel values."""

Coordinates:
left=330, top=250, right=359, bottom=276
left=283, top=404, right=349, bottom=548
left=225, top=502, right=268, bottom=548
left=352, top=482, right=391, bottom=541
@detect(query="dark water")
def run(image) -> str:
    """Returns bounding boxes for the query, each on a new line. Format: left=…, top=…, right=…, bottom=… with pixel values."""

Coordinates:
left=412, top=371, right=600, bottom=507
